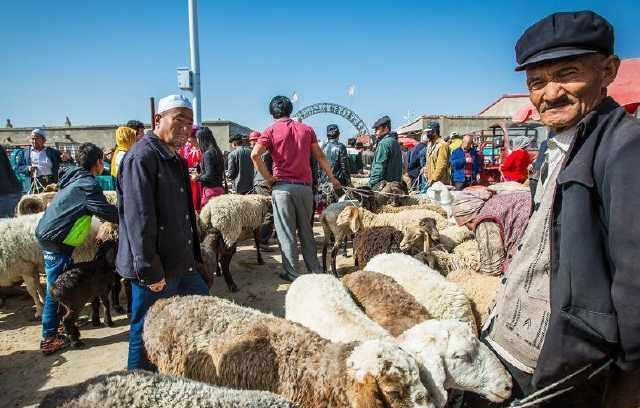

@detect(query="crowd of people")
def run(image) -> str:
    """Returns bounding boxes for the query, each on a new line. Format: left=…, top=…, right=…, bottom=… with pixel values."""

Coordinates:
left=0, top=8, right=639, bottom=407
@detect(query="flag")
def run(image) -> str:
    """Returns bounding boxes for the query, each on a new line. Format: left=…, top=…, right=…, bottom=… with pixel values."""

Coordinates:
left=291, top=91, right=299, bottom=103
left=347, top=84, right=356, bottom=97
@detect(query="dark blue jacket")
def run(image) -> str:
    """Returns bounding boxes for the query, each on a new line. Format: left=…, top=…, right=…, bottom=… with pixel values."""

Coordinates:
left=116, top=132, right=201, bottom=285
left=407, top=142, right=427, bottom=179
left=449, top=147, right=482, bottom=183
left=321, top=139, right=351, bottom=186
left=36, top=166, right=118, bottom=255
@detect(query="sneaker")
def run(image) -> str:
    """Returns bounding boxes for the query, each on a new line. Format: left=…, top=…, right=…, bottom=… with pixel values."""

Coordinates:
left=40, top=334, right=69, bottom=355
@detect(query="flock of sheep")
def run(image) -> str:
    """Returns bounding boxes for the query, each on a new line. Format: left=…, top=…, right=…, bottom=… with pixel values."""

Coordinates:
left=0, top=181, right=516, bottom=407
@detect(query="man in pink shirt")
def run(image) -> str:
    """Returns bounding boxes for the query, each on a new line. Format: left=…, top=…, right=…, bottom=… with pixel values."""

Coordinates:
left=251, top=96, right=341, bottom=281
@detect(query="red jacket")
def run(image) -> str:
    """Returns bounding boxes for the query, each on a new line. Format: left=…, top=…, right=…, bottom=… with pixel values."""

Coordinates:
left=500, top=149, right=531, bottom=182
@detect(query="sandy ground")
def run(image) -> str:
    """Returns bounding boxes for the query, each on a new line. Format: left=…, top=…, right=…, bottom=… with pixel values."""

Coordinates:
left=0, top=222, right=356, bottom=408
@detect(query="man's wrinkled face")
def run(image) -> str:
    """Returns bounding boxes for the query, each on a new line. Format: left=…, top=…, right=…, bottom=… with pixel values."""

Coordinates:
left=526, top=54, right=619, bottom=131
left=155, top=108, right=193, bottom=148
left=31, top=134, right=45, bottom=150
left=461, top=135, right=473, bottom=149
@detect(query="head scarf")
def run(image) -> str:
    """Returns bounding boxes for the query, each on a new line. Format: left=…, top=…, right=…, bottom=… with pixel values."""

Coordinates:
left=111, top=126, right=137, bottom=177
left=453, top=193, right=486, bottom=226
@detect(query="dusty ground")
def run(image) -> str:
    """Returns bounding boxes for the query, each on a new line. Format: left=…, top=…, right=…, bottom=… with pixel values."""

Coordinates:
left=0, top=222, right=356, bottom=408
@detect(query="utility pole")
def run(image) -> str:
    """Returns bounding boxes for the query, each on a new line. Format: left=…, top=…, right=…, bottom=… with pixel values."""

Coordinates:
left=188, top=0, right=201, bottom=125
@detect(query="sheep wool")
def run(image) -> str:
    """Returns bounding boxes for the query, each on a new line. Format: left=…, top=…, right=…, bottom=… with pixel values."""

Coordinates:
left=38, top=370, right=297, bottom=408
left=143, top=295, right=431, bottom=408
left=446, top=268, right=500, bottom=329
left=199, top=194, right=270, bottom=247
left=364, top=253, right=478, bottom=333
left=15, top=195, right=46, bottom=215
left=379, top=202, right=448, bottom=218
left=438, top=225, right=474, bottom=252
left=337, top=207, right=448, bottom=234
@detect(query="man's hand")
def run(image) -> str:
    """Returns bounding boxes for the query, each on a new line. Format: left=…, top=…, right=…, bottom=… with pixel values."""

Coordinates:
left=330, top=176, right=342, bottom=191
left=148, top=278, right=166, bottom=292
left=266, top=176, right=279, bottom=187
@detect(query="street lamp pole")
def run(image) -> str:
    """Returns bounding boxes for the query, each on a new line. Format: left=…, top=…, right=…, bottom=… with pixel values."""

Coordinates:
left=188, top=0, right=201, bottom=125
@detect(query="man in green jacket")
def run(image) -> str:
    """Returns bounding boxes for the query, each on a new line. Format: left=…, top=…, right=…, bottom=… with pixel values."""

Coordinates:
left=368, top=115, right=403, bottom=188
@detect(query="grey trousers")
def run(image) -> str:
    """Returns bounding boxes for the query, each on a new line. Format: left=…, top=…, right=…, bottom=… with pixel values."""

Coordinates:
left=272, top=183, right=322, bottom=276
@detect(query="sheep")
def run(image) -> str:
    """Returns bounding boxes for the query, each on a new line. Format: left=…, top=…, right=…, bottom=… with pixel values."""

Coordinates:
left=15, top=190, right=118, bottom=216
left=430, top=240, right=481, bottom=277
left=341, top=270, right=432, bottom=337
left=144, top=295, right=431, bottom=408
left=198, top=194, right=271, bottom=292
left=373, top=180, right=409, bottom=207
left=354, top=218, right=440, bottom=269
left=446, top=268, right=500, bottom=328
left=364, top=253, right=477, bottom=333
left=38, top=370, right=298, bottom=408
left=0, top=213, right=104, bottom=319
left=437, top=224, right=474, bottom=252
left=286, top=274, right=512, bottom=406
left=379, top=202, right=448, bottom=218
left=337, top=206, right=448, bottom=236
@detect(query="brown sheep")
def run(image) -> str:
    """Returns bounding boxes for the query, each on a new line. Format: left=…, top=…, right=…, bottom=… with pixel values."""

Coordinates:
left=342, top=270, right=432, bottom=337
left=143, top=296, right=431, bottom=408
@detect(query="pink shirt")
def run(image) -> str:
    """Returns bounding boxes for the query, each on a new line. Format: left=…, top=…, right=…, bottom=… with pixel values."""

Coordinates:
left=258, top=118, right=318, bottom=184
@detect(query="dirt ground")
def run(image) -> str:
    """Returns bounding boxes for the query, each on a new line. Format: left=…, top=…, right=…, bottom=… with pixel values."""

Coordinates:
left=0, top=222, right=356, bottom=408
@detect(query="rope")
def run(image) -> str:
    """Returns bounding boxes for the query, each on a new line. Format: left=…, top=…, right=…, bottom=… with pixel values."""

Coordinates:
left=342, top=186, right=412, bottom=198
left=509, top=360, right=612, bottom=408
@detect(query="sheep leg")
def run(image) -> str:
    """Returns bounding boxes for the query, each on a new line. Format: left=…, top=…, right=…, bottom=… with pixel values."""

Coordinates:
left=22, top=272, right=44, bottom=321
left=111, top=275, right=125, bottom=314
left=63, top=307, right=83, bottom=347
left=100, top=293, right=114, bottom=327
left=253, top=229, right=264, bottom=265
left=331, top=245, right=339, bottom=277
left=91, top=297, right=102, bottom=327
left=220, top=248, right=238, bottom=293
left=322, top=241, right=328, bottom=273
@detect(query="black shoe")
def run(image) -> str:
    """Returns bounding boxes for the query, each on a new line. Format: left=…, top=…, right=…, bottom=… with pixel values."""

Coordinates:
left=278, top=272, right=298, bottom=282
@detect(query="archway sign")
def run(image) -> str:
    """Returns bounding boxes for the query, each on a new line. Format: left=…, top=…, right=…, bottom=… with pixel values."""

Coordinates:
left=292, top=102, right=369, bottom=135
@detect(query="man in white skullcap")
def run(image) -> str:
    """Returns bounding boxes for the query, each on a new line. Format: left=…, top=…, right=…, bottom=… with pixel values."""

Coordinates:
left=14, top=128, right=64, bottom=192
left=115, top=94, right=210, bottom=370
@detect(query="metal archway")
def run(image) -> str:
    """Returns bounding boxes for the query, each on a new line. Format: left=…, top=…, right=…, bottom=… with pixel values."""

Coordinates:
left=292, top=102, right=369, bottom=135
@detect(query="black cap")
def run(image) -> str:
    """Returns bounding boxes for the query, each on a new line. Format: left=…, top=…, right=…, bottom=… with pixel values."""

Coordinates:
left=515, top=11, right=614, bottom=71
left=425, top=121, right=440, bottom=133
left=373, top=115, right=391, bottom=129
left=229, top=134, right=244, bottom=143
left=126, top=120, right=145, bottom=130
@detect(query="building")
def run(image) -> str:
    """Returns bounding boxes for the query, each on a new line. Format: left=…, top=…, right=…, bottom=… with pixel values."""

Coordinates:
left=396, top=114, right=510, bottom=140
left=477, top=94, right=531, bottom=117
left=0, top=120, right=253, bottom=157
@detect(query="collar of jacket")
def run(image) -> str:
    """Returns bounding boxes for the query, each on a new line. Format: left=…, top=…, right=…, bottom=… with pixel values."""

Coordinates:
left=557, top=97, right=620, bottom=188
left=146, top=132, right=179, bottom=161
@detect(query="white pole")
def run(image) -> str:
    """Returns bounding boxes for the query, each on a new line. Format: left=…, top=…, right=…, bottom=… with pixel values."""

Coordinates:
left=188, top=0, right=201, bottom=125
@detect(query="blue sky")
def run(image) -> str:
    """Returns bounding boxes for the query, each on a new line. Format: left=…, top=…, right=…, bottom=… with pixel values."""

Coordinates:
left=1, top=1, right=638, bottom=140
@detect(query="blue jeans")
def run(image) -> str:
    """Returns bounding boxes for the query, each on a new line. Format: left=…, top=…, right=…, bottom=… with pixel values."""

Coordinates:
left=127, top=271, right=209, bottom=370
left=0, top=192, right=21, bottom=218
left=42, top=251, right=72, bottom=338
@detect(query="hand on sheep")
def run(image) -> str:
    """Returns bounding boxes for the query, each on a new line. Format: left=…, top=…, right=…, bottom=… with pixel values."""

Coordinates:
left=148, top=278, right=166, bottom=292
left=330, top=176, right=342, bottom=191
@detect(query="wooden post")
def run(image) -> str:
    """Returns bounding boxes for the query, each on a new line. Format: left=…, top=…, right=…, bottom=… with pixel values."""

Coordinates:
left=150, top=97, right=156, bottom=130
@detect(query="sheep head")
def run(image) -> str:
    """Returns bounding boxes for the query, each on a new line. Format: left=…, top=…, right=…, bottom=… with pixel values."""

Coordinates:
left=399, top=218, right=440, bottom=254
left=95, top=222, right=119, bottom=244
left=397, top=320, right=512, bottom=403
left=347, top=340, right=434, bottom=408
left=336, top=206, right=363, bottom=233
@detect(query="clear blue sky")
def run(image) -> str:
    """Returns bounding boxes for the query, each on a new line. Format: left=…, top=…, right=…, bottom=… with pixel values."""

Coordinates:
left=1, top=0, right=638, bottom=141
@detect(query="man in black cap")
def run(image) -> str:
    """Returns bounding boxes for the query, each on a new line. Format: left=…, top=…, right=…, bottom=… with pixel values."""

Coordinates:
left=478, top=11, right=640, bottom=408
left=320, top=124, right=351, bottom=188
left=368, top=115, right=403, bottom=188
left=126, top=120, right=145, bottom=141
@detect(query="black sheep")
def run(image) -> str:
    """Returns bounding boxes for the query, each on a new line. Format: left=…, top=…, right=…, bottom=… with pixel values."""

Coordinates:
left=51, top=240, right=118, bottom=347
left=353, top=226, right=404, bottom=269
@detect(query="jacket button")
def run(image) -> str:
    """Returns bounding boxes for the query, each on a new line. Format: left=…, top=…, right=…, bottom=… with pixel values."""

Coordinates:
left=159, top=226, right=165, bottom=231
left=185, top=214, right=189, bottom=219
left=180, top=187, right=184, bottom=192
left=188, top=240, right=192, bottom=245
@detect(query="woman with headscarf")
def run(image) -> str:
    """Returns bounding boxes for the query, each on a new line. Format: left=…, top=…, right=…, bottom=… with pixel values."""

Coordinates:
left=194, top=126, right=225, bottom=207
left=500, top=136, right=534, bottom=183
left=111, top=126, right=137, bottom=178
left=180, top=126, right=203, bottom=211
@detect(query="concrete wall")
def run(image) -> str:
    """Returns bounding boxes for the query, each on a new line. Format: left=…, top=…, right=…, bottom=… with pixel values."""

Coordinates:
left=0, top=120, right=253, bottom=152
left=398, top=115, right=509, bottom=138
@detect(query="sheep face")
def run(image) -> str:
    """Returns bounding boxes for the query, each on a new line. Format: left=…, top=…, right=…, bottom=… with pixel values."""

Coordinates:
left=347, top=340, right=434, bottom=408
left=398, top=320, right=512, bottom=403
left=400, top=218, right=440, bottom=254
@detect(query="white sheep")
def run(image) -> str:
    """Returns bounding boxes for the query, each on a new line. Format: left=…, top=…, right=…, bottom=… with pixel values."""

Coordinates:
left=364, top=253, right=477, bottom=332
left=38, top=370, right=298, bottom=408
left=0, top=213, right=102, bottom=319
left=15, top=190, right=117, bottom=216
left=446, top=268, right=501, bottom=328
left=144, top=295, right=432, bottom=408
left=286, top=274, right=512, bottom=406
left=337, top=206, right=448, bottom=234
left=438, top=224, right=474, bottom=252
left=198, top=194, right=271, bottom=292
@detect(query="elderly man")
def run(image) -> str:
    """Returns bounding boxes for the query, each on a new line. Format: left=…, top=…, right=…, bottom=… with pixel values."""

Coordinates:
left=117, top=95, right=209, bottom=370
left=422, top=121, right=450, bottom=186
left=368, top=115, right=403, bottom=188
left=449, top=134, right=482, bottom=190
left=15, top=129, right=66, bottom=192
left=251, top=96, right=341, bottom=282
left=478, top=11, right=640, bottom=408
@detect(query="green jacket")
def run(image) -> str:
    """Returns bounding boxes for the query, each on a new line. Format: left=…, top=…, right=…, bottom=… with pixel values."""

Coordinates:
left=368, top=132, right=403, bottom=187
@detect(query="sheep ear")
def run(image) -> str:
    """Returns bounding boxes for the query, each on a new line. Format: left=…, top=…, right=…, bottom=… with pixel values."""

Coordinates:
left=353, top=374, right=385, bottom=408
left=350, top=208, right=361, bottom=233
left=418, top=352, right=448, bottom=408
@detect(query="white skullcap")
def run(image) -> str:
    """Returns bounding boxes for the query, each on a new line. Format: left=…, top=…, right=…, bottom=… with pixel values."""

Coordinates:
left=32, top=128, right=47, bottom=139
left=420, top=133, right=429, bottom=143
left=158, top=94, right=192, bottom=114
